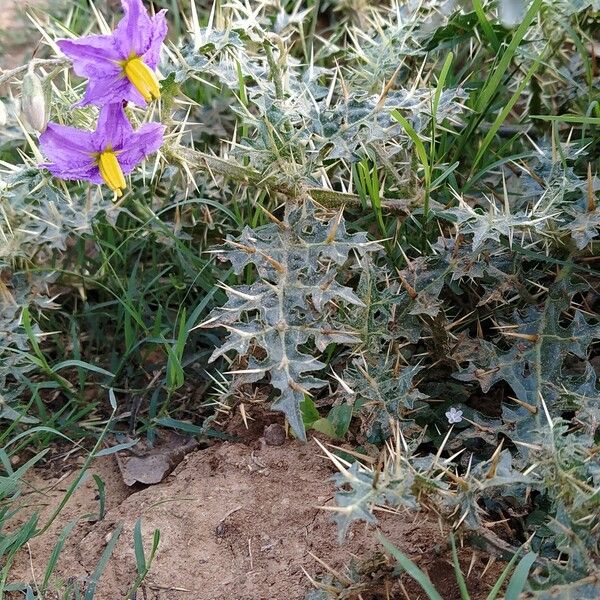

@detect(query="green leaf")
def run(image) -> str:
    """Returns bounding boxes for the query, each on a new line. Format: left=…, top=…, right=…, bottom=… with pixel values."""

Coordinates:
left=327, top=404, right=353, bottom=438
left=504, top=552, right=537, bottom=600
left=311, top=418, right=337, bottom=438
left=300, top=396, right=321, bottom=429
left=84, top=523, right=123, bottom=600
left=133, top=519, right=146, bottom=574
left=475, top=0, right=543, bottom=113
left=379, top=534, right=444, bottom=600
left=201, top=201, right=380, bottom=441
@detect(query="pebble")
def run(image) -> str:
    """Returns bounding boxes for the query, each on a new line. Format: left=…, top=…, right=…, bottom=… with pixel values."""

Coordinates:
left=263, top=423, right=286, bottom=446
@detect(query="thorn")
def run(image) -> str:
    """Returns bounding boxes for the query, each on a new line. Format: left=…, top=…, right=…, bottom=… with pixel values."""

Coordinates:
left=329, top=368, right=355, bottom=395
left=587, top=163, right=596, bottom=212
left=501, top=331, right=539, bottom=342
left=509, top=396, right=538, bottom=414
left=476, top=319, right=483, bottom=339
left=539, top=392, right=554, bottom=430
left=324, top=442, right=375, bottom=464
left=481, top=556, right=495, bottom=577
left=239, top=403, right=253, bottom=430
left=313, top=437, right=358, bottom=481
left=288, top=378, right=311, bottom=395
left=325, top=208, right=343, bottom=244
left=257, top=203, right=286, bottom=228
left=375, top=62, right=402, bottom=110
left=227, top=240, right=256, bottom=254
left=485, top=439, right=504, bottom=480
left=513, top=439, right=543, bottom=451
left=397, top=272, right=418, bottom=300
left=254, top=249, right=285, bottom=273
left=307, top=551, right=352, bottom=586
left=467, top=550, right=477, bottom=578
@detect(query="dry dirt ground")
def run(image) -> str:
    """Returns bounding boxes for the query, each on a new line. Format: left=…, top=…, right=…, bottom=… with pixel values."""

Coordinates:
left=0, top=0, right=48, bottom=70
left=8, top=432, right=506, bottom=600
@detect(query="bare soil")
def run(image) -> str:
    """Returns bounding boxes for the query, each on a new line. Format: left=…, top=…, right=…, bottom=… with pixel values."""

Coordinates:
left=0, top=0, right=48, bottom=70
left=8, top=432, right=505, bottom=600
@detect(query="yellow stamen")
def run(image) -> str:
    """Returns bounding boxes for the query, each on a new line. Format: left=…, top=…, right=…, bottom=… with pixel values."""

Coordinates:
left=98, top=150, right=126, bottom=197
left=123, top=57, right=161, bottom=102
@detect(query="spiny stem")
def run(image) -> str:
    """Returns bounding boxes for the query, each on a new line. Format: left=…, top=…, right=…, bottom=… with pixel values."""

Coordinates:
left=165, top=145, right=417, bottom=215
left=0, top=58, right=70, bottom=87
left=263, top=41, right=284, bottom=101
left=307, top=187, right=416, bottom=216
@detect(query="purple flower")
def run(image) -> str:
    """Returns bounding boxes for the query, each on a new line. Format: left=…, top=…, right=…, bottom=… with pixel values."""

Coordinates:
left=57, top=0, right=167, bottom=107
left=445, top=407, right=464, bottom=424
left=40, top=103, right=164, bottom=196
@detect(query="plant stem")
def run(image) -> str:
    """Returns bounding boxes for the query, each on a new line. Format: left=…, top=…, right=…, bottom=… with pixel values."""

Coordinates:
left=263, top=41, right=284, bottom=101
left=165, top=145, right=418, bottom=215
left=0, top=58, right=70, bottom=87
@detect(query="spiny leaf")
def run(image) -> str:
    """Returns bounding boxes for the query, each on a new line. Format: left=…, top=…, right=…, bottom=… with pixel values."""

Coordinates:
left=202, top=201, right=380, bottom=440
left=454, top=281, right=600, bottom=448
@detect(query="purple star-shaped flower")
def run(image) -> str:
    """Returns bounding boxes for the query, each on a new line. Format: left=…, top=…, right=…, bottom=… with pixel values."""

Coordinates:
left=445, top=407, right=464, bottom=424
left=57, top=0, right=167, bottom=107
left=40, top=103, right=164, bottom=196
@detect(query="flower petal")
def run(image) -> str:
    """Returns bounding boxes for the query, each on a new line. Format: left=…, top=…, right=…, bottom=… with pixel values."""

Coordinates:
left=77, top=76, right=148, bottom=108
left=43, top=161, right=100, bottom=183
left=57, top=36, right=121, bottom=79
left=113, top=0, right=154, bottom=58
left=39, top=122, right=95, bottom=168
left=60, top=1, right=167, bottom=107
left=142, top=10, right=168, bottom=69
left=118, top=122, right=164, bottom=174
left=93, top=103, right=134, bottom=151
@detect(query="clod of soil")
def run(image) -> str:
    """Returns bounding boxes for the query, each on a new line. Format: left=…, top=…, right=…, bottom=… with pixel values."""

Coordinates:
left=9, top=440, right=504, bottom=599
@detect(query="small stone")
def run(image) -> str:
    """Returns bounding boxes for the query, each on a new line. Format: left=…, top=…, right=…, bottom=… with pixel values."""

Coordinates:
left=263, top=423, right=286, bottom=446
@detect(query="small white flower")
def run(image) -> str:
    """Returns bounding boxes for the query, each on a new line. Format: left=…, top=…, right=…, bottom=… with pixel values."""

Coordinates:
left=446, top=407, right=463, bottom=424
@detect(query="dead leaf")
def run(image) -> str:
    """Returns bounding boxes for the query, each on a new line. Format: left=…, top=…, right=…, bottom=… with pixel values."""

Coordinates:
left=114, top=431, right=198, bottom=486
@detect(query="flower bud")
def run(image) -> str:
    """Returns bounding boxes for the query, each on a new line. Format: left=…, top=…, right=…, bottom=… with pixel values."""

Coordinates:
left=0, top=99, right=7, bottom=128
left=21, top=68, right=48, bottom=133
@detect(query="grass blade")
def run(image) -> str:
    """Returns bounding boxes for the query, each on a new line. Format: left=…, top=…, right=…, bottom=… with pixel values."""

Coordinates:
left=433, top=52, right=454, bottom=121
left=391, top=110, right=430, bottom=186
left=133, top=519, right=146, bottom=575
left=472, top=0, right=499, bottom=50
left=92, top=475, right=106, bottom=521
left=472, top=51, right=544, bottom=171
left=450, top=534, right=470, bottom=600
left=475, top=0, right=543, bottom=114
left=84, top=522, right=123, bottom=600
left=531, top=114, right=600, bottom=125
left=42, top=518, right=79, bottom=592
left=485, top=546, right=523, bottom=600
left=379, top=533, right=444, bottom=600
left=503, top=552, right=537, bottom=600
